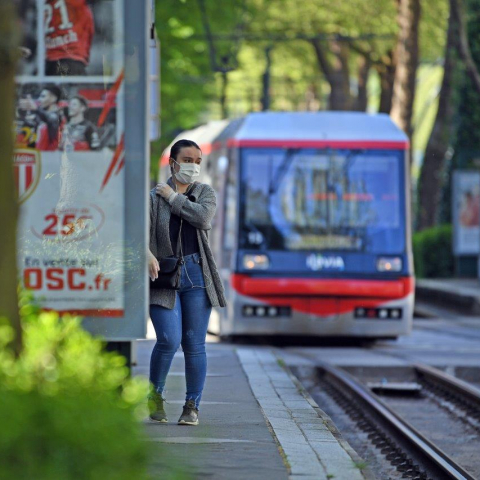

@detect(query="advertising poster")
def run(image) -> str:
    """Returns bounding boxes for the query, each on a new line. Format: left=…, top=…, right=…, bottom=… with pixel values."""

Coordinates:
left=15, top=0, right=125, bottom=317
left=453, top=171, right=480, bottom=255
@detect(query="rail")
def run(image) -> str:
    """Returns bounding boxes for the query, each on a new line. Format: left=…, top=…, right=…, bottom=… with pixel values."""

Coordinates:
left=319, top=364, right=476, bottom=480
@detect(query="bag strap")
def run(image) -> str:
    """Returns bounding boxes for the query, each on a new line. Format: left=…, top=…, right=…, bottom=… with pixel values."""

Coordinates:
left=176, top=218, right=183, bottom=260
left=175, top=183, right=194, bottom=261
left=161, top=179, right=189, bottom=260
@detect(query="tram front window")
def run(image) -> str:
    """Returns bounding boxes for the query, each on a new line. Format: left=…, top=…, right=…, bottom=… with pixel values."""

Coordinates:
left=240, top=148, right=405, bottom=254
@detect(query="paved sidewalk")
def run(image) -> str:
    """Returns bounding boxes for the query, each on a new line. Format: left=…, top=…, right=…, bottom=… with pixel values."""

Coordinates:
left=238, top=349, right=367, bottom=480
left=133, top=341, right=368, bottom=480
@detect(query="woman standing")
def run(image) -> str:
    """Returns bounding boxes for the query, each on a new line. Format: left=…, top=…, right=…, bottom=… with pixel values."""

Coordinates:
left=147, top=139, right=226, bottom=426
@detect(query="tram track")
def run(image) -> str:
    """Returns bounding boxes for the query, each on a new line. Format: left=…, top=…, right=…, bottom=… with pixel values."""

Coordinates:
left=319, top=364, right=477, bottom=479
left=301, top=363, right=480, bottom=479
left=414, top=364, right=480, bottom=433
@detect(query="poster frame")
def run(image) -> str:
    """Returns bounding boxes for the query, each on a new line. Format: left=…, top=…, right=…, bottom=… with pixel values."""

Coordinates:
left=452, top=170, right=480, bottom=257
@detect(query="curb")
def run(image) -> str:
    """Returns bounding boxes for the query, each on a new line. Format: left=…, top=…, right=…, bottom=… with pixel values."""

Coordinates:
left=416, top=281, right=480, bottom=316
left=277, top=354, right=376, bottom=480
left=237, top=348, right=369, bottom=480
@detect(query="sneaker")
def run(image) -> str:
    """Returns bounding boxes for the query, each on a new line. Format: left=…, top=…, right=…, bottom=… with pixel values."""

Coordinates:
left=178, top=399, right=199, bottom=426
left=148, top=391, right=168, bottom=423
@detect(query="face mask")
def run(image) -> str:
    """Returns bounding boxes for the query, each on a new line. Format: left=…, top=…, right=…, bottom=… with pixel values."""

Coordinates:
left=172, top=160, right=201, bottom=184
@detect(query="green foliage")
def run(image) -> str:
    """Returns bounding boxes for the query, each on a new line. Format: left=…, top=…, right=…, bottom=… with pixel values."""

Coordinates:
left=156, top=0, right=450, bottom=151
left=412, top=224, right=454, bottom=278
left=0, top=294, right=151, bottom=480
left=419, top=0, right=450, bottom=63
left=453, top=0, right=480, bottom=152
left=156, top=0, right=244, bottom=136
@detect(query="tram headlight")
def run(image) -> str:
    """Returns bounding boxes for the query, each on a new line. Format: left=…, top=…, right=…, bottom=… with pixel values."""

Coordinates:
left=376, top=256, right=402, bottom=272
left=390, top=308, right=402, bottom=319
left=378, top=309, right=389, bottom=319
left=243, top=254, right=270, bottom=270
left=242, top=305, right=291, bottom=318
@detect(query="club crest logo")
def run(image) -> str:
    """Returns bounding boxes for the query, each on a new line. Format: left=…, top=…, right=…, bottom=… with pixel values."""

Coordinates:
left=14, top=149, right=41, bottom=204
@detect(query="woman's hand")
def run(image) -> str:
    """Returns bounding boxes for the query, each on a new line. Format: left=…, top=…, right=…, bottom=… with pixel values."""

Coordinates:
left=148, top=251, right=160, bottom=281
left=156, top=182, right=174, bottom=200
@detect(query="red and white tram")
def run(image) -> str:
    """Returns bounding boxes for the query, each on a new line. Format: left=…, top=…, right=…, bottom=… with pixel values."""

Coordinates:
left=161, top=112, right=414, bottom=339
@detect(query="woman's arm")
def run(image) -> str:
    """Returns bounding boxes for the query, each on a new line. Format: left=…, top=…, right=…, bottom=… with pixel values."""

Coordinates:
left=169, top=185, right=217, bottom=230
left=148, top=249, right=160, bottom=280
left=149, top=190, right=156, bottom=242
left=148, top=192, right=160, bottom=279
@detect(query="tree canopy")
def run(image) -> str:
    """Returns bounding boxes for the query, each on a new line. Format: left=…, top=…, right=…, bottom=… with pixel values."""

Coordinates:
left=155, top=0, right=449, bottom=164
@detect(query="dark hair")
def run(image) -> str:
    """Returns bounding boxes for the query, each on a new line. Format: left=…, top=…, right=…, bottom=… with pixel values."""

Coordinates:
left=71, top=95, right=88, bottom=109
left=170, top=139, right=201, bottom=161
left=42, top=85, right=61, bottom=103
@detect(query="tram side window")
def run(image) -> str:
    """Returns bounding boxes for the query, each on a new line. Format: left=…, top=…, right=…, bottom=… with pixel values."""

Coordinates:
left=223, top=153, right=237, bottom=265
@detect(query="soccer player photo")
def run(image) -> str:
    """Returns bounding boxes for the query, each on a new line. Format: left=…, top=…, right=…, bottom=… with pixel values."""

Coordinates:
left=60, top=96, right=101, bottom=151
left=44, top=0, right=95, bottom=76
left=44, top=0, right=121, bottom=77
left=16, top=84, right=64, bottom=151
left=15, top=0, right=122, bottom=78
left=16, top=82, right=120, bottom=152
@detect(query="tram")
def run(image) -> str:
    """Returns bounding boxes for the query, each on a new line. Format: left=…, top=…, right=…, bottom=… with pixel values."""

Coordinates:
left=160, top=112, right=414, bottom=339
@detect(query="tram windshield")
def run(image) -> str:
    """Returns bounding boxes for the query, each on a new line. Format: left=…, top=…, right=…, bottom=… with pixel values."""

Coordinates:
left=240, top=148, right=405, bottom=253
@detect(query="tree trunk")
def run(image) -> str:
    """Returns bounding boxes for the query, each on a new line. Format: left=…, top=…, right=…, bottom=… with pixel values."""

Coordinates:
left=0, top=2, right=22, bottom=355
left=390, top=0, right=421, bottom=140
left=377, top=50, right=396, bottom=113
left=220, top=71, right=228, bottom=118
left=417, top=4, right=458, bottom=230
left=312, top=39, right=353, bottom=111
left=261, top=46, right=272, bottom=111
left=353, top=55, right=370, bottom=111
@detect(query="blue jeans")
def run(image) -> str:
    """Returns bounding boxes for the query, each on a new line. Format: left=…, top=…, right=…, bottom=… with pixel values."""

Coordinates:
left=149, top=253, right=212, bottom=409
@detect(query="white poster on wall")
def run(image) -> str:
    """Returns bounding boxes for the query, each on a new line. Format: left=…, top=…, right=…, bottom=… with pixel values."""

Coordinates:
left=15, top=0, right=125, bottom=317
left=453, top=171, right=480, bottom=255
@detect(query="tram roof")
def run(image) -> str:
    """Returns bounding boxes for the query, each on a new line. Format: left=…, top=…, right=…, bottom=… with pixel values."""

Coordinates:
left=160, top=120, right=229, bottom=166
left=173, top=120, right=229, bottom=154
left=230, top=112, right=409, bottom=150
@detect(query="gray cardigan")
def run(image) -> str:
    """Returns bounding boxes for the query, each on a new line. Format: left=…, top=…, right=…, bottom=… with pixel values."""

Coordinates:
left=149, top=178, right=227, bottom=309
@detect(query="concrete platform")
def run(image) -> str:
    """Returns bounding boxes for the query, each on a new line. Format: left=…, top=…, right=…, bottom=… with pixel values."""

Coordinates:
left=416, top=278, right=480, bottom=316
left=133, top=340, right=369, bottom=480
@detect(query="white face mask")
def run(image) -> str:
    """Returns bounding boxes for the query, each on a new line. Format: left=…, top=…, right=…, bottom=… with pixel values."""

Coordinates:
left=172, top=160, right=201, bottom=184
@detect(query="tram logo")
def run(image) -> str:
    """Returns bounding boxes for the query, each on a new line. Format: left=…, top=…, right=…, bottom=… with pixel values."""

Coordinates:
left=14, top=149, right=41, bottom=204
left=306, top=254, right=345, bottom=271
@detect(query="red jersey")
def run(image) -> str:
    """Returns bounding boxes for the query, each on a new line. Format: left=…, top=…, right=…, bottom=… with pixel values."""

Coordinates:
left=36, top=123, right=58, bottom=150
left=35, top=109, right=64, bottom=151
left=45, top=0, right=94, bottom=65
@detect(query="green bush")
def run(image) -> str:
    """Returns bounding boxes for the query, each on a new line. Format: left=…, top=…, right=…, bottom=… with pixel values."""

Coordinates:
left=0, top=296, right=151, bottom=480
left=412, top=224, right=454, bottom=278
